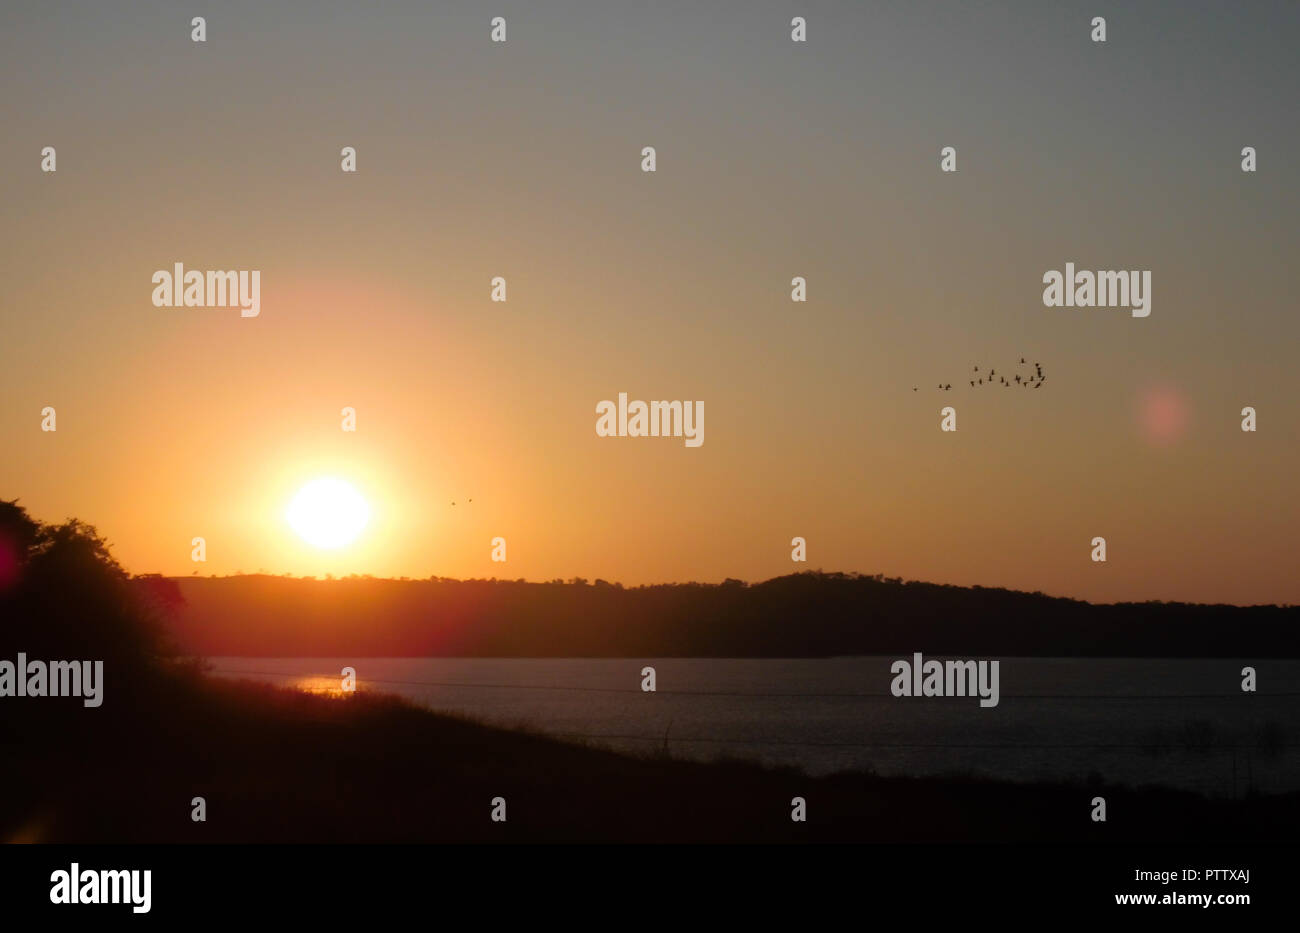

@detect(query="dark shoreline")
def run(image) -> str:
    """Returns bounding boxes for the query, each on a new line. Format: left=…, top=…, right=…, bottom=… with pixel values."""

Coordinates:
left=5, top=673, right=1297, bottom=845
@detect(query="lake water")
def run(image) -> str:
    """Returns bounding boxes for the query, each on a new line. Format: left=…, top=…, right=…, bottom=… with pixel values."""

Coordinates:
left=208, top=657, right=1299, bottom=796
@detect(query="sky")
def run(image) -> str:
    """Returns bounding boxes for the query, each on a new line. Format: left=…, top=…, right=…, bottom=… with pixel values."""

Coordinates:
left=1, top=1, right=1297, bottom=604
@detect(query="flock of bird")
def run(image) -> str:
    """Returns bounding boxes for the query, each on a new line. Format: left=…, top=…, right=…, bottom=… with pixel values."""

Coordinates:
left=916, top=358, right=1047, bottom=392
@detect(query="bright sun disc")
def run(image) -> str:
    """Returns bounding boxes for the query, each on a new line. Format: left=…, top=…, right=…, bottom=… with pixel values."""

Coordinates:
left=286, top=478, right=371, bottom=549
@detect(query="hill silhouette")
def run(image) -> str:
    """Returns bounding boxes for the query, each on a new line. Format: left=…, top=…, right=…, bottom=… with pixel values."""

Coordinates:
left=161, top=572, right=1299, bottom=658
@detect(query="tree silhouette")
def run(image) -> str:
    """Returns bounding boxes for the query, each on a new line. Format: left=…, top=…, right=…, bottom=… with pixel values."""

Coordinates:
left=0, top=499, right=176, bottom=669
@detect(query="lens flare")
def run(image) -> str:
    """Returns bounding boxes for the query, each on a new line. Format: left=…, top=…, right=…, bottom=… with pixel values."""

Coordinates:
left=1137, top=384, right=1190, bottom=446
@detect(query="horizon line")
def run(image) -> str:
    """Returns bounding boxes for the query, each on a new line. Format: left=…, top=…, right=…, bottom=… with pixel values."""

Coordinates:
left=138, top=569, right=1299, bottom=611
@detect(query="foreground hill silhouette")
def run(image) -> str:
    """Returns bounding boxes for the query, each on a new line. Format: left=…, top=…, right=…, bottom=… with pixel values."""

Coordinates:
left=3, top=499, right=1298, bottom=843
left=162, top=572, right=1300, bottom=657
left=9, top=675, right=1299, bottom=844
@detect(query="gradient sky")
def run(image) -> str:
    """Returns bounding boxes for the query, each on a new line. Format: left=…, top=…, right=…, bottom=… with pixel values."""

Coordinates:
left=2, top=1, right=1297, bottom=604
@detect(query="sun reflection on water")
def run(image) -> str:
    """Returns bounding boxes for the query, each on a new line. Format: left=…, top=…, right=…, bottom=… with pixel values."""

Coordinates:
left=293, top=675, right=358, bottom=697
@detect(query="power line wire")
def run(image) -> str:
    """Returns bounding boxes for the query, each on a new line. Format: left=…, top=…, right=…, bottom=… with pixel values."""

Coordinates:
left=207, top=669, right=1300, bottom=700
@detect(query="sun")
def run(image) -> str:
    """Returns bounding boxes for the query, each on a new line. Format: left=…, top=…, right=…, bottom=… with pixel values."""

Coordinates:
left=286, top=478, right=371, bottom=549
